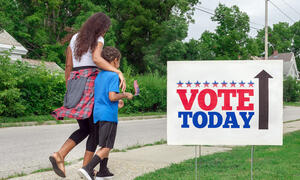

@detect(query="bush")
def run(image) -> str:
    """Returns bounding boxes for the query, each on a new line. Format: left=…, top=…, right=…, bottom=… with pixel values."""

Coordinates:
left=0, top=51, right=167, bottom=118
left=0, top=52, right=65, bottom=117
left=283, top=76, right=300, bottom=102
left=119, top=70, right=166, bottom=114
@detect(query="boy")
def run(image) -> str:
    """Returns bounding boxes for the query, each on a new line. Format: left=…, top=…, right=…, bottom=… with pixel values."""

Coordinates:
left=78, top=46, right=133, bottom=180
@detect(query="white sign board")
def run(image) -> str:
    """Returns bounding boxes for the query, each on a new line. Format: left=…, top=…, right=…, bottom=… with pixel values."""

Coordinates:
left=167, top=60, right=283, bottom=145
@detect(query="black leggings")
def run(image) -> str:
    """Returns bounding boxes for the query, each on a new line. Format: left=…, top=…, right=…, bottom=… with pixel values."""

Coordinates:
left=69, top=115, right=98, bottom=152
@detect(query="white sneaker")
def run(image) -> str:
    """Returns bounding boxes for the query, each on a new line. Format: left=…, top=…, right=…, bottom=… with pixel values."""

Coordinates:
left=78, top=168, right=94, bottom=180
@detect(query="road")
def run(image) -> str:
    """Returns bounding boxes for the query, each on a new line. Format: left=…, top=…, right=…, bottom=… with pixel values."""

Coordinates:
left=1, top=106, right=300, bottom=178
left=0, top=118, right=166, bottom=178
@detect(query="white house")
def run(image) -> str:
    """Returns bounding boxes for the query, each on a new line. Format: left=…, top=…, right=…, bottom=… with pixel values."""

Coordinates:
left=0, top=30, right=63, bottom=72
left=252, top=51, right=299, bottom=79
left=0, top=30, right=28, bottom=60
left=269, top=51, right=299, bottom=79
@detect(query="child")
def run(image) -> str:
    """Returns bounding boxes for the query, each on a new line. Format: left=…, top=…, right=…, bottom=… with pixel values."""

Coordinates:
left=78, top=46, right=133, bottom=180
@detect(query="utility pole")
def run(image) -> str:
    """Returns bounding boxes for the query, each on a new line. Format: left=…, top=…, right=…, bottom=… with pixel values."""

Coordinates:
left=265, top=0, right=268, bottom=60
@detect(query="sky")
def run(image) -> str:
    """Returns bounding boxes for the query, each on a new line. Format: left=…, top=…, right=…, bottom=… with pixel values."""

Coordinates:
left=185, top=0, right=300, bottom=41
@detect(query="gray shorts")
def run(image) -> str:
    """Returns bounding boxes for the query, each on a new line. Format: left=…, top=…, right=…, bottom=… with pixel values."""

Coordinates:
left=98, top=121, right=117, bottom=149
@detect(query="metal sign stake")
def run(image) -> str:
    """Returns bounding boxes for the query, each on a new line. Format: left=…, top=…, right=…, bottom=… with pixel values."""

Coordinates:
left=199, top=145, right=201, bottom=179
left=251, top=145, right=254, bottom=180
left=195, top=145, right=197, bottom=180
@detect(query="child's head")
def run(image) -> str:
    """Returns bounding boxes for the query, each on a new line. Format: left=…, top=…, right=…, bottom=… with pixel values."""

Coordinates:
left=101, top=46, right=121, bottom=69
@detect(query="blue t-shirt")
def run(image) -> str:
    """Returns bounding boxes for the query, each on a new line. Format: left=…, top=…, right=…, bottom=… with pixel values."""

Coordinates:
left=93, top=71, right=120, bottom=123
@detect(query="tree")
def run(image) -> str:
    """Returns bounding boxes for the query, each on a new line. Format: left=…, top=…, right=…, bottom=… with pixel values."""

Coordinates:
left=105, top=0, right=199, bottom=72
left=1, top=0, right=199, bottom=73
left=212, top=4, right=251, bottom=59
left=186, top=4, right=255, bottom=61
left=256, top=22, right=293, bottom=56
left=184, top=39, right=201, bottom=60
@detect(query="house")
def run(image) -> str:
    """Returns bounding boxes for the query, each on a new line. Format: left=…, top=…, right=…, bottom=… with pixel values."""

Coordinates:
left=0, top=30, right=63, bottom=72
left=0, top=30, right=28, bottom=60
left=269, top=51, right=299, bottom=79
left=252, top=51, right=299, bottom=79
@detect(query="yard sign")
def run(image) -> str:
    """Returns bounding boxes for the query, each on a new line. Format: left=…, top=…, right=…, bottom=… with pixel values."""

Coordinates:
left=167, top=60, right=283, bottom=145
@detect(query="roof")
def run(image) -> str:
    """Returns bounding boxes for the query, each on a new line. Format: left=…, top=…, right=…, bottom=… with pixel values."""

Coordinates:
left=269, top=53, right=293, bottom=62
left=251, top=52, right=296, bottom=77
left=0, top=30, right=22, bottom=46
left=0, top=30, right=28, bottom=55
left=268, top=53, right=294, bottom=76
left=20, top=58, right=64, bottom=72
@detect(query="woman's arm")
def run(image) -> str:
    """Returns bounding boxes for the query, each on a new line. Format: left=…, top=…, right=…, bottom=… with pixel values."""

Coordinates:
left=65, top=46, right=73, bottom=88
left=92, top=42, right=126, bottom=92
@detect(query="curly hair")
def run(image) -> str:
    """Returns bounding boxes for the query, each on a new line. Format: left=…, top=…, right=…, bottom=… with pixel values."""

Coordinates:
left=74, top=12, right=111, bottom=61
left=101, top=46, right=121, bottom=62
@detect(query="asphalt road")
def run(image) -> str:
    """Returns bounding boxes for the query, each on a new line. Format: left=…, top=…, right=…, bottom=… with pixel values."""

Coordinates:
left=0, top=118, right=166, bottom=178
left=1, top=106, right=300, bottom=178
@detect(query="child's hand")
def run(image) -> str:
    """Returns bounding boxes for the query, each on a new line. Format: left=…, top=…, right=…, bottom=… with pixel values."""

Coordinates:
left=125, top=92, right=133, bottom=100
left=118, top=99, right=124, bottom=108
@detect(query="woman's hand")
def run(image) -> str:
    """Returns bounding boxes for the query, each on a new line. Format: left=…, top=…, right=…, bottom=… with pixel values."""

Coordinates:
left=117, top=71, right=126, bottom=92
left=92, top=42, right=126, bottom=92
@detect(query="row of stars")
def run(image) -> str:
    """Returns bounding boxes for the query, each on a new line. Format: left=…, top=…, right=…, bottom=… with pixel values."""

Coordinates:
left=177, top=80, right=255, bottom=88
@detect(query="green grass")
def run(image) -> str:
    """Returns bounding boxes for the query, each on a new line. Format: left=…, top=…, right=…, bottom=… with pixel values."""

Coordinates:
left=119, top=111, right=166, bottom=117
left=111, top=139, right=167, bottom=152
left=0, top=115, right=57, bottom=123
left=284, top=101, right=300, bottom=107
left=0, top=112, right=166, bottom=125
left=0, top=173, right=26, bottom=180
left=135, top=131, right=300, bottom=180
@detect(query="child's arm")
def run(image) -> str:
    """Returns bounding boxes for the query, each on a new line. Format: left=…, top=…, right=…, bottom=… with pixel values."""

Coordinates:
left=109, top=92, right=133, bottom=102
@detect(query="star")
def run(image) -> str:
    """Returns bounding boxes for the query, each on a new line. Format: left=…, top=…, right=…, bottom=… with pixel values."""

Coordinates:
left=203, top=81, right=210, bottom=87
left=212, top=81, right=219, bottom=87
left=239, top=81, right=245, bottom=87
left=221, top=81, right=227, bottom=87
left=186, top=81, right=192, bottom=87
left=177, top=81, right=183, bottom=87
left=248, top=81, right=254, bottom=87
left=194, top=81, right=201, bottom=87
left=230, top=81, right=236, bottom=87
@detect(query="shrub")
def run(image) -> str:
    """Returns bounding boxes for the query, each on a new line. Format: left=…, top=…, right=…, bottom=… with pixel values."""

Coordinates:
left=283, top=76, right=300, bottom=102
left=119, top=71, right=166, bottom=114
left=0, top=52, right=65, bottom=117
left=0, top=51, right=167, bottom=118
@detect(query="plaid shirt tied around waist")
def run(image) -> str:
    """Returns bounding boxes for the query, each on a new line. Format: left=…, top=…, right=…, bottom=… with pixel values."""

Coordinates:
left=51, top=68, right=99, bottom=120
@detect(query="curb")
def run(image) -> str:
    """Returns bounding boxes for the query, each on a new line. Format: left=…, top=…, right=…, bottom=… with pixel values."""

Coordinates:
left=0, top=115, right=166, bottom=128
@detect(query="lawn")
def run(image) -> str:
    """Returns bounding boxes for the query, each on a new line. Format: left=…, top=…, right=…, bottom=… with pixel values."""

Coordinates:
left=284, top=101, right=300, bottom=107
left=135, top=130, right=300, bottom=180
left=0, top=112, right=166, bottom=124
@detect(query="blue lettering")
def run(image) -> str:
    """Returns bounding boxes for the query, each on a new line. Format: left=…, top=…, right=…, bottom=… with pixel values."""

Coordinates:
left=239, top=112, right=254, bottom=128
left=193, top=111, right=208, bottom=128
left=178, top=111, right=193, bottom=128
left=208, top=112, right=223, bottom=128
left=222, top=112, right=240, bottom=128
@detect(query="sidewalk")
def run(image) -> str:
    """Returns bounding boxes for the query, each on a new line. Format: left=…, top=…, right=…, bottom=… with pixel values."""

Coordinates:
left=10, top=120, right=300, bottom=180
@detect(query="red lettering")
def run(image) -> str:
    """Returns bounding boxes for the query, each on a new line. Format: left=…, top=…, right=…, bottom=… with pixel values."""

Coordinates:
left=177, top=89, right=199, bottom=110
left=198, top=89, right=217, bottom=111
left=218, top=89, right=236, bottom=110
left=237, top=89, right=254, bottom=110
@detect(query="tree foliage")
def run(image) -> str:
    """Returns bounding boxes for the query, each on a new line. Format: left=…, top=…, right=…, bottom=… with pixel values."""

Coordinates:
left=1, top=0, right=199, bottom=73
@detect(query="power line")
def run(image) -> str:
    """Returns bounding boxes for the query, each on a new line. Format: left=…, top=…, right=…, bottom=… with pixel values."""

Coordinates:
left=197, top=5, right=264, bottom=27
left=281, top=0, right=300, bottom=17
left=194, top=6, right=262, bottom=31
left=194, top=7, right=214, bottom=16
left=269, top=0, right=295, bottom=23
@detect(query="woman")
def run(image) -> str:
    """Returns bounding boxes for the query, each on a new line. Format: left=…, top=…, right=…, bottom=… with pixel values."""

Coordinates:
left=49, top=12, right=126, bottom=178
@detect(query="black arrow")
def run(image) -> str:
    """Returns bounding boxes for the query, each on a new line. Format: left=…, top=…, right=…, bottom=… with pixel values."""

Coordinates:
left=254, top=70, right=273, bottom=130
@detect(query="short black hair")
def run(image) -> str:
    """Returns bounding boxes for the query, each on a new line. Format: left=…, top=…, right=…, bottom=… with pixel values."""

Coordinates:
left=101, top=46, right=121, bottom=62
